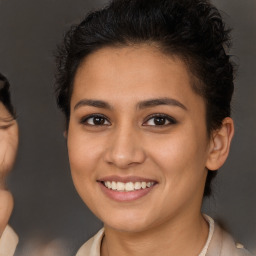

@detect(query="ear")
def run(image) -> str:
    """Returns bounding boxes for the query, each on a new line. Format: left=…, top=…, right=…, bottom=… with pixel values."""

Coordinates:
left=63, top=130, right=67, bottom=138
left=206, top=117, right=234, bottom=171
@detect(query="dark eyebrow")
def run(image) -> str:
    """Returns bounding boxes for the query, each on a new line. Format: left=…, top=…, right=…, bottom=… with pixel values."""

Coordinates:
left=74, top=99, right=111, bottom=110
left=137, top=98, right=187, bottom=110
left=74, top=97, right=187, bottom=111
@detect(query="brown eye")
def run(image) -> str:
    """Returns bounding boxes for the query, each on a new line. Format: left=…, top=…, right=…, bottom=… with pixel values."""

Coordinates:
left=93, top=116, right=105, bottom=125
left=153, top=117, right=166, bottom=125
left=81, top=114, right=111, bottom=126
left=143, top=114, right=177, bottom=126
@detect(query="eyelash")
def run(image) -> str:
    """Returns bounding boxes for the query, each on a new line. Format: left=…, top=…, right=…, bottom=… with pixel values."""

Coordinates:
left=80, top=114, right=111, bottom=126
left=80, top=113, right=177, bottom=127
left=143, top=114, right=177, bottom=126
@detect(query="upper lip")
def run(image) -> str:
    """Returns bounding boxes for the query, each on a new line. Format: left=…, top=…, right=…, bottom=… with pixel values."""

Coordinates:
left=97, top=175, right=158, bottom=183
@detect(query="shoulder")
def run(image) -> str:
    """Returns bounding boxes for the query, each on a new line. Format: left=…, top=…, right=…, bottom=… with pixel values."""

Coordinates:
left=0, top=225, right=18, bottom=256
left=207, top=223, right=254, bottom=256
left=76, top=228, right=104, bottom=256
left=76, top=225, right=255, bottom=256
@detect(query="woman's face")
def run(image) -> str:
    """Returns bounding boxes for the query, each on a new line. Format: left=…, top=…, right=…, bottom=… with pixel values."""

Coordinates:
left=0, top=102, right=18, bottom=179
left=68, top=45, right=212, bottom=232
left=0, top=102, right=18, bottom=233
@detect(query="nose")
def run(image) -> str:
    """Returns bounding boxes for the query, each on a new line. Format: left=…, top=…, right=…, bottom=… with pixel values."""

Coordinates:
left=104, top=125, right=146, bottom=169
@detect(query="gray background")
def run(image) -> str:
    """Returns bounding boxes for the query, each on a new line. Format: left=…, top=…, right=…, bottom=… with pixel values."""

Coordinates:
left=0, top=0, right=255, bottom=255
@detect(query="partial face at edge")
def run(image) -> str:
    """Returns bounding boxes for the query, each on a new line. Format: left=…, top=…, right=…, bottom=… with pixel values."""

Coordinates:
left=67, top=45, right=216, bottom=232
left=0, top=102, right=18, bottom=181
left=0, top=102, right=18, bottom=234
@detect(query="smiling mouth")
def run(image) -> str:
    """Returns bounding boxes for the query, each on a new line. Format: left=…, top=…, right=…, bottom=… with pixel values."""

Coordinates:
left=101, top=181, right=156, bottom=192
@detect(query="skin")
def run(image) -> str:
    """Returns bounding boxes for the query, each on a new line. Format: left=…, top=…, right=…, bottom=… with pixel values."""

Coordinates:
left=0, top=102, right=18, bottom=235
left=67, top=45, right=234, bottom=256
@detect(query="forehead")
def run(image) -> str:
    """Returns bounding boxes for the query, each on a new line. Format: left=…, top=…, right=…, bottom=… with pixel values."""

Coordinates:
left=75, top=45, right=191, bottom=84
left=71, top=45, right=203, bottom=110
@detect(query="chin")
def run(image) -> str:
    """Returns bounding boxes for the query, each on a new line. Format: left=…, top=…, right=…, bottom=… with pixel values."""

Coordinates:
left=105, top=221, right=149, bottom=233
left=101, top=212, right=156, bottom=233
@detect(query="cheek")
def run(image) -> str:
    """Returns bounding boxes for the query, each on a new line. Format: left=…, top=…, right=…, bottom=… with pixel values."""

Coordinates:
left=67, top=132, right=99, bottom=205
left=146, top=128, right=208, bottom=185
left=150, top=133, right=206, bottom=165
left=67, top=130, right=100, bottom=188
left=68, top=127, right=103, bottom=168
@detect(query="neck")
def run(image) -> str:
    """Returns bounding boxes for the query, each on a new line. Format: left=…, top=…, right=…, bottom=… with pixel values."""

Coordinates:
left=101, top=212, right=209, bottom=256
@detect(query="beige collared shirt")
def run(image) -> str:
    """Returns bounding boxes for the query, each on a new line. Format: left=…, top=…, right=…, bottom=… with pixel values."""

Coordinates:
left=76, top=217, right=253, bottom=256
left=0, top=225, right=18, bottom=256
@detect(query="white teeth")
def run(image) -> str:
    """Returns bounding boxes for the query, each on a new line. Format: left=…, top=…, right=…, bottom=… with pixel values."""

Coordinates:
left=111, top=181, right=117, bottom=190
left=134, top=182, right=141, bottom=190
left=146, top=182, right=152, bottom=188
left=103, top=181, right=154, bottom=191
left=106, top=181, right=112, bottom=189
left=125, top=182, right=134, bottom=191
left=116, top=182, right=125, bottom=191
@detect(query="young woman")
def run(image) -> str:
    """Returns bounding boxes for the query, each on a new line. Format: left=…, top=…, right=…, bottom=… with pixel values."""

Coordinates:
left=55, top=0, right=253, bottom=255
left=0, top=73, right=19, bottom=255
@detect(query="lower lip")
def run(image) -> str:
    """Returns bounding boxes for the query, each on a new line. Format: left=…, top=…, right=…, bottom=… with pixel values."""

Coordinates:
left=98, top=182, right=156, bottom=202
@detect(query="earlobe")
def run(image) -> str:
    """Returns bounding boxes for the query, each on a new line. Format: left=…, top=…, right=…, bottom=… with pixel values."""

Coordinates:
left=206, top=117, right=234, bottom=171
